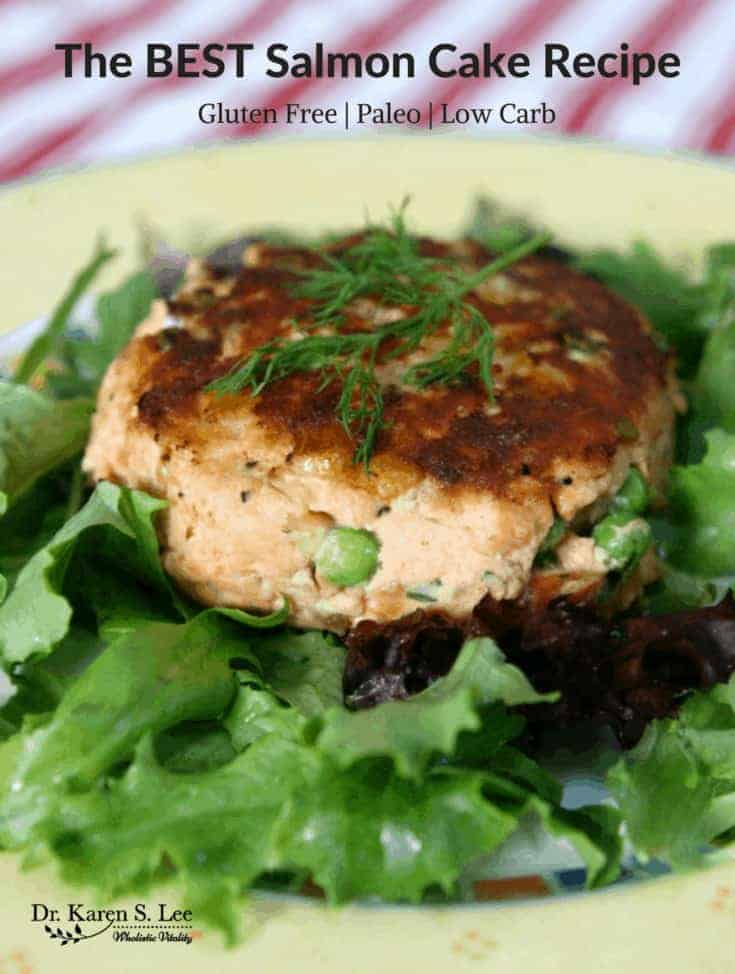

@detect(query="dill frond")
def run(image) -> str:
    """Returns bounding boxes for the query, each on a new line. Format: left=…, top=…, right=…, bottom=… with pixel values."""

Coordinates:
left=337, top=358, right=385, bottom=470
left=207, top=205, right=551, bottom=466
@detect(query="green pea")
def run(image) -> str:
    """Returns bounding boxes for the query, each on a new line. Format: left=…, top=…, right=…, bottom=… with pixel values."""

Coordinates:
left=611, top=467, right=649, bottom=516
left=593, top=512, right=652, bottom=573
left=314, top=527, right=380, bottom=587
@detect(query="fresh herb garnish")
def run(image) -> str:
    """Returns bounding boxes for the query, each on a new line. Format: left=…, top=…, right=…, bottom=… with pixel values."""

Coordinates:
left=208, top=205, right=550, bottom=467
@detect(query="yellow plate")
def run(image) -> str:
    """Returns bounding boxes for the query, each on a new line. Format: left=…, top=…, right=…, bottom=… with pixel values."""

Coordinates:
left=1, top=136, right=735, bottom=972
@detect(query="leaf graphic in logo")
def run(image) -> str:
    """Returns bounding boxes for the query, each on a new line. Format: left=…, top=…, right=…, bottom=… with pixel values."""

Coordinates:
left=42, top=912, right=113, bottom=945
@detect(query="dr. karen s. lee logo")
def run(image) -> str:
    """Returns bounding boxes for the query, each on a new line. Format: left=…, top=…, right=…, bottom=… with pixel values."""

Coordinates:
left=31, top=902, right=199, bottom=946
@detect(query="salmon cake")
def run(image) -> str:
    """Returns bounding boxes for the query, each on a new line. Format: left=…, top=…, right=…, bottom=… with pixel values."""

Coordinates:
left=83, top=228, right=683, bottom=633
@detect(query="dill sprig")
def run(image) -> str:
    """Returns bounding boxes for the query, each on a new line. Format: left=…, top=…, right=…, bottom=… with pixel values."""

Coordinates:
left=209, top=204, right=550, bottom=467
left=294, top=201, right=450, bottom=324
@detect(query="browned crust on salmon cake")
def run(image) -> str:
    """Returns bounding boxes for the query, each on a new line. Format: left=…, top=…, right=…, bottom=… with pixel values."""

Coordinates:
left=83, top=234, right=682, bottom=632
left=135, top=240, right=671, bottom=496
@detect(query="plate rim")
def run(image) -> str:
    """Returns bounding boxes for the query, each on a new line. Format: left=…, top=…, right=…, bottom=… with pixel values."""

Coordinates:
left=1, top=130, right=734, bottom=199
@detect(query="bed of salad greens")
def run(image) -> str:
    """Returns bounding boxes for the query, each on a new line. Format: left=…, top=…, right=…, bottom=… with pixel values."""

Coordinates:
left=0, top=200, right=734, bottom=944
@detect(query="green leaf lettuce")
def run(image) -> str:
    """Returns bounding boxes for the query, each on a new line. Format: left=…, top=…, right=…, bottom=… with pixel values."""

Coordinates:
left=608, top=675, right=735, bottom=868
left=0, top=482, right=178, bottom=668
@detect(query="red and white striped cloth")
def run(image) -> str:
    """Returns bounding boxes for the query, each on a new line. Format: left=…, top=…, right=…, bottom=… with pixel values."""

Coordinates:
left=0, top=0, right=733, bottom=185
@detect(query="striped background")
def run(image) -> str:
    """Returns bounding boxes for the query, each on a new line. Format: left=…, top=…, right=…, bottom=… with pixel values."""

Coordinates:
left=0, top=0, right=733, bottom=185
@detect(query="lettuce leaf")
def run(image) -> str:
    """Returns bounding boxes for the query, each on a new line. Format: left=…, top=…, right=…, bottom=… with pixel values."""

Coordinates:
left=224, top=684, right=306, bottom=750
left=244, top=628, right=345, bottom=716
left=663, top=429, right=735, bottom=577
left=645, top=249, right=735, bottom=603
left=0, top=612, right=252, bottom=848
left=0, top=477, right=69, bottom=596
left=68, top=557, right=179, bottom=641
left=696, top=322, right=735, bottom=434
left=27, top=727, right=518, bottom=940
left=479, top=754, right=622, bottom=888
left=317, top=637, right=555, bottom=778
left=0, top=482, right=180, bottom=667
left=693, top=244, right=735, bottom=432
left=0, top=662, right=65, bottom=742
left=42, top=733, right=316, bottom=944
left=48, top=269, right=157, bottom=399
left=0, top=382, right=93, bottom=509
left=280, top=760, right=517, bottom=904
left=533, top=801, right=622, bottom=888
left=92, top=270, right=158, bottom=373
left=608, top=675, right=735, bottom=868
left=36, top=723, right=619, bottom=942
left=0, top=612, right=621, bottom=942
left=154, top=721, right=237, bottom=774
